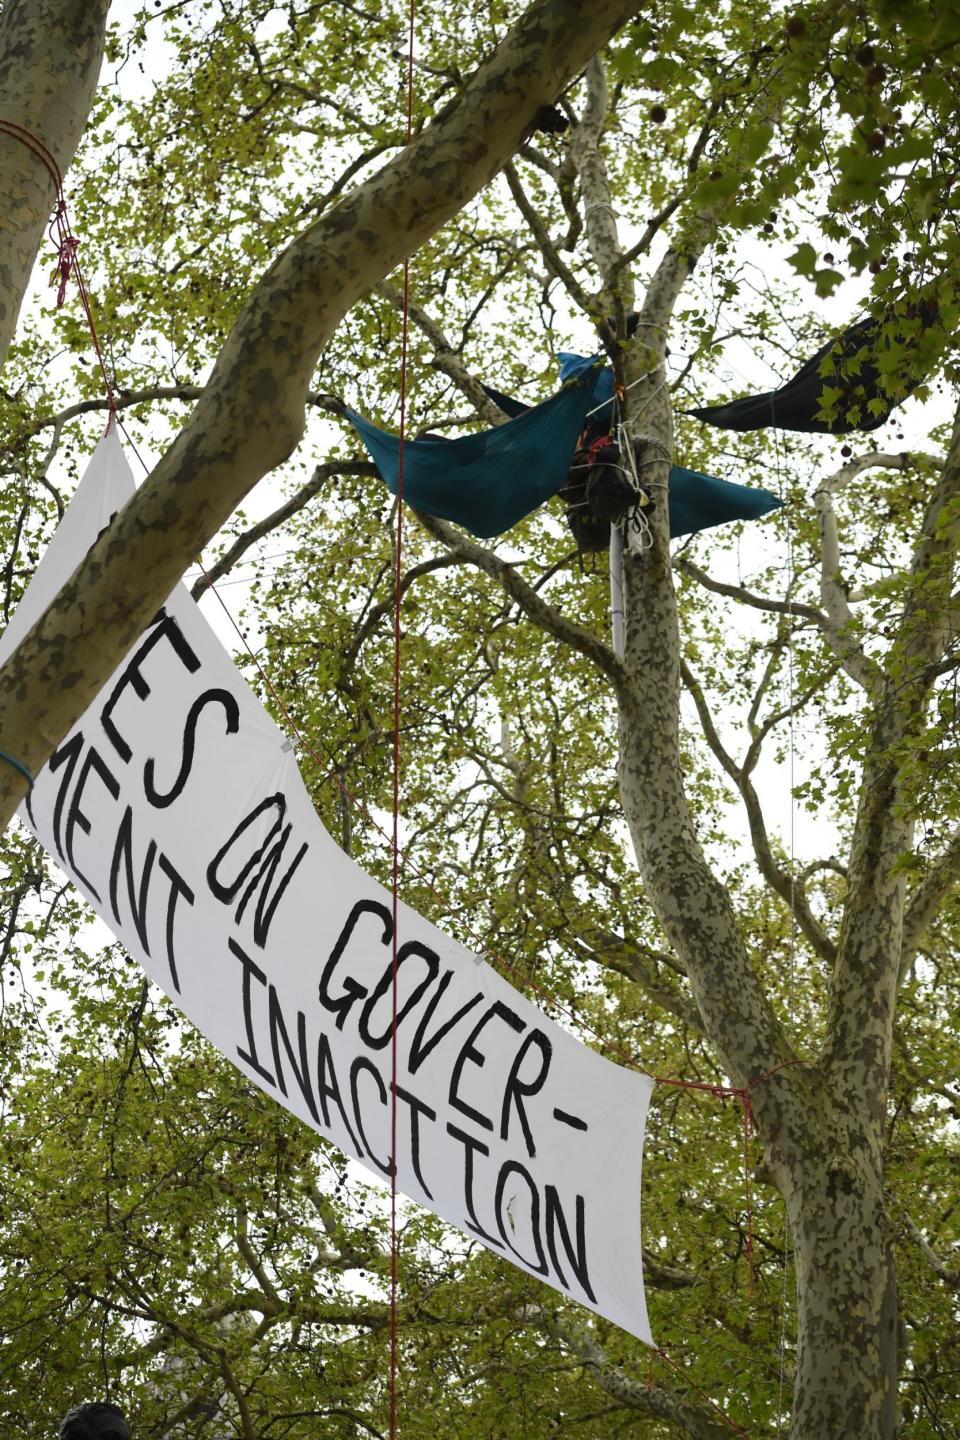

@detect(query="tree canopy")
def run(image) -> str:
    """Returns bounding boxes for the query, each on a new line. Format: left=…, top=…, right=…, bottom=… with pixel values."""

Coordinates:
left=1, top=1, right=959, bottom=1437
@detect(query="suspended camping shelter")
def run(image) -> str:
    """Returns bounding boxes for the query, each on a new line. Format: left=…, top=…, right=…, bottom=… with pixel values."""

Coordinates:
left=685, top=300, right=938, bottom=435
left=345, top=360, right=607, bottom=538
left=348, top=354, right=781, bottom=542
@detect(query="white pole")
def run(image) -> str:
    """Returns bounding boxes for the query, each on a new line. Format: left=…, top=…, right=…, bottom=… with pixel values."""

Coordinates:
left=609, top=522, right=625, bottom=660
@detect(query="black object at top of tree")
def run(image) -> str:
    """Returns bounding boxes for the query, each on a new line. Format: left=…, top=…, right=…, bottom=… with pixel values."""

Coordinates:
left=59, top=1402, right=131, bottom=1440
left=686, top=301, right=938, bottom=435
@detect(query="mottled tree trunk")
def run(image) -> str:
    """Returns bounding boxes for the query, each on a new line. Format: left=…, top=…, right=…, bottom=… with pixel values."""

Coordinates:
left=788, top=1166, right=898, bottom=1438
left=617, top=526, right=902, bottom=1438
left=0, top=0, right=110, bottom=368
left=752, top=1066, right=898, bottom=1440
left=611, top=214, right=917, bottom=1433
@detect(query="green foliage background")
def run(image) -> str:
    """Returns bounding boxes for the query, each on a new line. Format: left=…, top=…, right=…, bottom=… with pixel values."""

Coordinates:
left=1, top=0, right=959, bottom=1435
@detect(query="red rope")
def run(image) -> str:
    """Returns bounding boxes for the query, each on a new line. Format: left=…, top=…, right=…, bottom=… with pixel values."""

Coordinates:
left=389, top=6, right=417, bottom=1435
left=0, top=120, right=117, bottom=421
left=652, top=1346, right=750, bottom=1435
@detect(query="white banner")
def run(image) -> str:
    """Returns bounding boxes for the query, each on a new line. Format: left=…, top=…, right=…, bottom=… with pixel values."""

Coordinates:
left=0, top=431, right=653, bottom=1343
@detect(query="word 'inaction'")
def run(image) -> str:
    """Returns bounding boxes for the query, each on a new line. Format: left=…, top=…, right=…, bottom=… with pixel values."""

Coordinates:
left=0, top=432, right=653, bottom=1344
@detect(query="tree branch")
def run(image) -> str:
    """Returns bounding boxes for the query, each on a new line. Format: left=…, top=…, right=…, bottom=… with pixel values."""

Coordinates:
left=234, top=1209, right=282, bottom=1307
left=825, top=410, right=960, bottom=1106
left=681, top=657, right=836, bottom=965
left=569, top=55, right=630, bottom=310
left=0, top=0, right=644, bottom=831
left=342, top=553, right=464, bottom=666
left=190, top=459, right=378, bottom=598
left=900, top=825, right=960, bottom=978
left=17, top=385, right=204, bottom=439
left=503, top=159, right=598, bottom=320
left=521, top=1306, right=739, bottom=1440
left=412, top=509, right=625, bottom=687
left=799, top=857, right=847, bottom=886
left=677, top=556, right=824, bottom=626
left=608, top=95, right=723, bottom=280
left=518, top=141, right=583, bottom=251
left=13, top=383, right=346, bottom=444
left=376, top=279, right=506, bottom=424
left=813, top=454, right=913, bottom=692
left=569, top=924, right=701, bottom=1031
left=217, top=1350, right=257, bottom=1440
left=899, top=1211, right=959, bottom=1290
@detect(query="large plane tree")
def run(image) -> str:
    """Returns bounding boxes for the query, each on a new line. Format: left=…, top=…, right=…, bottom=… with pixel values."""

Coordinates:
left=0, top=1, right=958, bottom=1437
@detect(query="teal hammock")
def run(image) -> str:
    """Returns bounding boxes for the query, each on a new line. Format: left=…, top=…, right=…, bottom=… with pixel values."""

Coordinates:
left=347, top=356, right=780, bottom=540
left=345, top=366, right=604, bottom=538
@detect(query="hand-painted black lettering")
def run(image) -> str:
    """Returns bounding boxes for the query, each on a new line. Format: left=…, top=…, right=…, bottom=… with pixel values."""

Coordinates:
left=316, top=1031, right=361, bottom=1152
left=101, top=613, right=201, bottom=763
left=109, top=805, right=157, bottom=955
left=392, top=1083, right=436, bottom=1199
left=500, top=1029, right=552, bottom=1158
left=552, top=1108, right=588, bottom=1132
left=207, top=794, right=284, bottom=899
left=47, top=732, right=84, bottom=862
left=207, top=793, right=307, bottom=948
left=237, top=834, right=307, bottom=948
left=445, top=1122, right=503, bottom=1249
left=157, top=853, right=194, bottom=994
left=495, top=1160, right=548, bottom=1276
left=65, top=746, right=120, bottom=901
left=229, top=936, right=275, bottom=1087
left=407, top=969, right=483, bottom=1076
left=358, top=939, right=440, bottom=1050
left=144, top=687, right=240, bottom=808
left=268, top=985, right=320, bottom=1125
left=319, top=898, right=391, bottom=1030
left=349, top=1056, right=392, bottom=1176
left=448, top=1001, right=524, bottom=1132
left=545, top=1185, right=595, bottom=1301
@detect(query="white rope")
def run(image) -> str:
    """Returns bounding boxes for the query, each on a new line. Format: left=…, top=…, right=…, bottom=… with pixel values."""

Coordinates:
left=629, top=428, right=672, bottom=488
left=583, top=366, right=656, bottom=421
left=584, top=200, right=617, bottom=219
left=633, top=505, right=655, bottom=550
left=617, top=423, right=655, bottom=550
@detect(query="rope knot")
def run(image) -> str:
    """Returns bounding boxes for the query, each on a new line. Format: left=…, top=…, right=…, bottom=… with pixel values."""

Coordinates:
left=55, top=234, right=79, bottom=307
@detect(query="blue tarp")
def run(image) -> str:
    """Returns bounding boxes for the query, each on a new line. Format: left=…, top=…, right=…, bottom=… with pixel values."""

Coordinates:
left=345, top=363, right=605, bottom=539
left=348, top=353, right=781, bottom=540
left=665, top=467, right=781, bottom=538
left=558, top=350, right=616, bottom=427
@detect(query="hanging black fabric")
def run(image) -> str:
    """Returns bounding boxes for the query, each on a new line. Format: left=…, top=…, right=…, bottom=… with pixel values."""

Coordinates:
left=685, top=304, right=936, bottom=435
